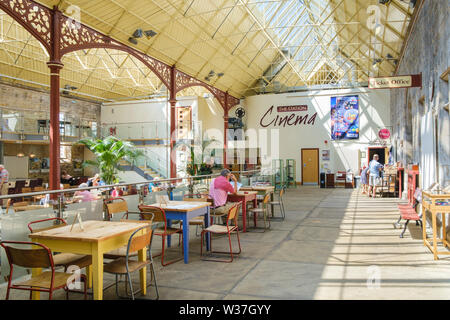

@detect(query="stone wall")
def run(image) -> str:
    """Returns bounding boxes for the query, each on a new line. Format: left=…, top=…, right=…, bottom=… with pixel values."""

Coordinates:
left=0, top=82, right=101, bottom=121
left=390, top=0, right=449, bottom=240
left=0, top=81, right=102, bottom=182
left=390, top=0, right=449, bottom=187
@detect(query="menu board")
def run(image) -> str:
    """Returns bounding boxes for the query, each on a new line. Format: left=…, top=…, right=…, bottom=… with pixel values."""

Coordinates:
left=330, top=95, right=359, bottom=140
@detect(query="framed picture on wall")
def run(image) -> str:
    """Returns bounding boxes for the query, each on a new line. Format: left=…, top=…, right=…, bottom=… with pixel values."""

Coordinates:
left=41, top=157, right=50, bottom=172
left=331, top=95, right=359, bottom=140
left=29, top=157, right=41, bottom=173
left=322, top=150, right=330, bottom=161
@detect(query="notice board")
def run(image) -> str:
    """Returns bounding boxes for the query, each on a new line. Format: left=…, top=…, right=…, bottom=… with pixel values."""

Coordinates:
left=4, top=156, right=29, bottom=179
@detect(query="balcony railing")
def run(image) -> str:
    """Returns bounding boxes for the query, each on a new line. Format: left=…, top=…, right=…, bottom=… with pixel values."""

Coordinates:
left=0, top=107, right=98, bottom=142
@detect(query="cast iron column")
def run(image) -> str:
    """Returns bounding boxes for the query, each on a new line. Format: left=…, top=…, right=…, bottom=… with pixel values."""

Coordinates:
left=169, top=66, right=177, bottom=178
left=48, top=8, right=63, bottom=192
left=223, top=92, right=229, bottom=169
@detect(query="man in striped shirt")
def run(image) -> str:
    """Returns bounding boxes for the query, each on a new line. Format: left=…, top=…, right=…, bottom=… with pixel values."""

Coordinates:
left=0, top=165, right=9, bottom=207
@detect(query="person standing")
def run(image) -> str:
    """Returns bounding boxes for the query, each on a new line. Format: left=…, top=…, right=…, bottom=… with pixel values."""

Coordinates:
left=0, top=165, right=9, bottom=207
left=360, top=165, right=369, bottom=195
left=368, top=154, right=383, bottom=198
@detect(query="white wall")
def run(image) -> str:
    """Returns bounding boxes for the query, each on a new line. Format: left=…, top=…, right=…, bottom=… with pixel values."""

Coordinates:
left=244, top=88, right=391, bottom=182
left=101, top=99, right=168, bottom=124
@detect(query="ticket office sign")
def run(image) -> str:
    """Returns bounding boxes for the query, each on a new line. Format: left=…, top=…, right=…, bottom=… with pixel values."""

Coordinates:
left=368, top=74, right=422, bottom=89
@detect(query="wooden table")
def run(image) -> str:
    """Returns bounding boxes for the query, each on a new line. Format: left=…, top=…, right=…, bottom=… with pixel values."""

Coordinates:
left=13, top=205, right=46, bottom=212
left=422, top=190, right=450, bottom=260
left=227, top=191, right=258, bottom=232
left=146, top=201, right=210, bottom=264
left=29, top=220, right=150, bottom=300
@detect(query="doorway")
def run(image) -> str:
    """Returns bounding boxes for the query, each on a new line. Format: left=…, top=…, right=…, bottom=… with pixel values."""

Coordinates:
left=368, top=147, right=388, bottom=165
left=301, top=148, right=319, bottom=185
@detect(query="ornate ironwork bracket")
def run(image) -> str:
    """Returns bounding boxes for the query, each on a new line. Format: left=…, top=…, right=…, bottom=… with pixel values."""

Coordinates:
left=0, top=0, right=241, bottom=106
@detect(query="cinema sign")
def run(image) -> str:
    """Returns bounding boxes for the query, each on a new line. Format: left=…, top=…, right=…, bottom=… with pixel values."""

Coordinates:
left=368, top=74, right=422, bottom=89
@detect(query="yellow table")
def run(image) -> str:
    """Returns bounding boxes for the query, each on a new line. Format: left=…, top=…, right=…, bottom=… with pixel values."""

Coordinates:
left=422, top=190, right=450, bottom=260
left=29, top=220, right=150, bottom=300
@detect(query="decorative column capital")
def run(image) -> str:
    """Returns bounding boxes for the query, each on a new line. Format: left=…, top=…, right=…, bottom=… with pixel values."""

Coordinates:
left=47, top=61, right=64, bottom=70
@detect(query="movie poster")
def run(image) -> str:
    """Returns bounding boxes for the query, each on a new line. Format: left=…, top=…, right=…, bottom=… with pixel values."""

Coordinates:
left=330, top=95, right=359, bottom=140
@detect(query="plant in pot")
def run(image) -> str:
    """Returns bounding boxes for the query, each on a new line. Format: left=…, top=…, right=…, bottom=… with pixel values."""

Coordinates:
left=79, top=135, right=144, bottom=187
left=178, top=139, right=218, bottom=195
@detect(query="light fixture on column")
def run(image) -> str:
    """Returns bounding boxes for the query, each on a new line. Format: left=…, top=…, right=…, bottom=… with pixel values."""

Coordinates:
left=144, top=30, right=157, bottom=38
left=372, top=58, right=383, bottom=69
left=128, top=37, right=138, bottom=45
left=132, top=29, right=143, bottom=38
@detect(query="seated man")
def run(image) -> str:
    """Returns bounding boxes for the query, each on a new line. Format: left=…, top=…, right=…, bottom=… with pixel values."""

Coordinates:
left=209, top=169, right=239, bottom=217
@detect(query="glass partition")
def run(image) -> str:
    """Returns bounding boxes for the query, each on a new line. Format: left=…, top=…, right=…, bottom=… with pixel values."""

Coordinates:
left=0, top=207, right=57, bottom=281
left=0, top=169, right=260, bottom=284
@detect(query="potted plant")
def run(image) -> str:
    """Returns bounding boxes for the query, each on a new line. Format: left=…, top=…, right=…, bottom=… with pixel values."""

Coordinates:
left=79, top=136, right=144, bottom=185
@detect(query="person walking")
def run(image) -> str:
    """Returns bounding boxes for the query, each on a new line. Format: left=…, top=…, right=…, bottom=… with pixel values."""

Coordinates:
left=360, top=165, right=369, bottom=195
left=368, top=154, right=383, bottom=198
left=0, top=165, right=9, bottom=207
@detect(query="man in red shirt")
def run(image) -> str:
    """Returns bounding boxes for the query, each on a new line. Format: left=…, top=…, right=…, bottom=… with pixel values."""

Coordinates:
left=209, top=169, right=239, bottom=217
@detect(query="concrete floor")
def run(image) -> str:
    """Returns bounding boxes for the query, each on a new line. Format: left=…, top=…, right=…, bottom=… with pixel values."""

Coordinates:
left=2, top=186, right=450, bottom=300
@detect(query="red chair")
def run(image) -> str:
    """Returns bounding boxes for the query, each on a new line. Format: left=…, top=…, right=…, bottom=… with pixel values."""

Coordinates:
left=138, top=205, right=183, bottom=266
left=200, top=203, right=242, bottom=263
left=27, top=218, right=92, bottom=271
left=394, top=188, right=422, bottom=238
left=0, top=241, right=87, bottom=300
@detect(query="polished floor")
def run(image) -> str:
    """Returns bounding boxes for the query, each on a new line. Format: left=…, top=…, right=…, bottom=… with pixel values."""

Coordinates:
left=2, top=186, right=450, bottom=300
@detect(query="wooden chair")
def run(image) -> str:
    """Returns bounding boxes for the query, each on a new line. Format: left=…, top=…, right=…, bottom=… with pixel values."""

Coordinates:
left=14, top=180, right=26, bottom=194
left=103, top=224, right=158, bottom=300
left=269, top=187, right=286, bottom=220
left=29, top=179, right=38, bottom=189
left=103, top=198, right=142, bottom=260
left=0, top=240, right=87, bottom=300
left=21, top=187, right=33, bottom=203
left=248, top=193, right=271, bottom=232
left=138, top=205, right=183, bottom=266
left=183, top=197, right=209, bottom=236
left=200, top=203, right=242, bottom=263
left=28, top=218, right=92, bottom=271
left=104, top=197, right=141, bottom=221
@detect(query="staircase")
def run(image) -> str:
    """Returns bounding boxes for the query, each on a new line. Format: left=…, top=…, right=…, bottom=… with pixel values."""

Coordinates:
left=117, top=148, right=168, bottom=181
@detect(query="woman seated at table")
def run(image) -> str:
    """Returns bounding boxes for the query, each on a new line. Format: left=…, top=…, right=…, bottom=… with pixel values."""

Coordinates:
left=73, top=183, right=99, bottom=202
left=61, top=170, right=75, bottom=185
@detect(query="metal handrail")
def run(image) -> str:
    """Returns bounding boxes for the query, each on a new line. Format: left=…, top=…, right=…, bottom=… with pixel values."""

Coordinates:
left=0, top=169, right=262, bottom=200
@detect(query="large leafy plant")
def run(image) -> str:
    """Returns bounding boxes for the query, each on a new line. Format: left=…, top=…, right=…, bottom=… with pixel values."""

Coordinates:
left=79, top=136, right=144, bottom=185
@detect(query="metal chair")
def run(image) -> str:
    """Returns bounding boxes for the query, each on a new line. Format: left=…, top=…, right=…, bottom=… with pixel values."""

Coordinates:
left=103, top=224, right=158, bottom=300
left=200, top=203, right=242, bottom=263
left=103, top=198, right=142, bottom=260
left=0, top=240, right=87, bottom=300
left=104, top=197, right=141, bottom=221
left=183, top=196, right=212, bottom=236
left=248, top=193, right=271, bottom=232
left=269, top=187, right=286, bottom=220
left=138, top=205, right=183, bottom=266
left=28, top=218, right=92, bottom=272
